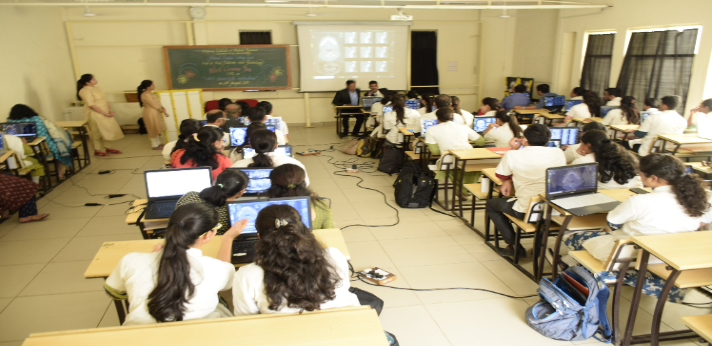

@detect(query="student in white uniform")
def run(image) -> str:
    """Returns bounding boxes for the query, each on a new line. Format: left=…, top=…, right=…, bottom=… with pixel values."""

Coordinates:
left=451, top=96, right=474, bottom=127
left=563, top=91, right=603, bottom=126
left=418, top=92, right=436, bottom=116
left=602, top=96, right=641, bottom=137
left=370, top=93, right=394, bottom=138
left=487, top=124, right=566, bottom=257
left=642, top=97, right=660, bottom=115
left=244, top=106, right=287, bottom=146
left=570, top=87, right=585, bottom=100
left=604, top=87, right=622, bottom=106
left=425, top=108, right=485, bottom=156
left=105, top=203, right=242, bottom=325
left=477, top=97, right=500, bottom=117
left=232, top=130, right=310, bottom=186
left=483, top=110, right=524, bottom=148
left=383, top=95, right=421, bottom=143
left=623, top=95, right=687, bottom=155
left=564, top=121, right=606, bottom=164
left=257, top=101, right=289, bottom=141
left=570, top=130, right=642, bottom=189
left=204, top=110, right=231, bottom=144
left=163, top=119, right=201, bottom=161
left=686, top=98, right=712, bottom=129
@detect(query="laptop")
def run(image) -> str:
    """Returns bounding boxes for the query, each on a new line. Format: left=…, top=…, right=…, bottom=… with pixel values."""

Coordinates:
left=549, top=128, right=580, bottom=146
left=545, top=163, right=621, bottom=216
left=230, top=127, right=248, bottom=147
left=405, top=99, right=421, bottom=110
left=1, top=122, right=37, bottom=142
left=143, top=167, right=213, bottom=219
left=237, top=116, right=251, bottom=126
left=229, top=167, right=274, bottom=196
left=199, top=120, right=208, bottom=126
left=362, top=96, right=382, bottom=111
left=565, top=100, right=583, bottom=111
left=600, top=106, right=620, bottom=118
left=265, top=117, right=282, bottom=131
left=473, top=116, right=497, bottom=133
left=546, top=139, right=562, bottom=148
left=227, top=196, right=313, bottom=264
left=243, top=145, right=292, bottom=159
left=543, top=96, right=566, bottom=110
left=0, top=135, right=5, bottom=155
left=420, top=119, right=438, bottom=136
left=382, top=105, right=393, bottom=114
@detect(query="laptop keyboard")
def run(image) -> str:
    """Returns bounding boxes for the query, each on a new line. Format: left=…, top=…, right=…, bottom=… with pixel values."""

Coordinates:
left=149, top=202, right=176, bottom=211
left=232, top=240, right=258, bottom=256
left=553, top=193, right=617, bottom=209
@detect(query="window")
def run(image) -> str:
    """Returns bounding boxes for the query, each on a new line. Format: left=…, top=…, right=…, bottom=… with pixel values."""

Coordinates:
left=239, top=31, right=272, bottom=45
left=410, top=31, right=439, bottom=95
left=616, top=26, right=701, bottom=112
left=580, top=32, right=615, bottom=97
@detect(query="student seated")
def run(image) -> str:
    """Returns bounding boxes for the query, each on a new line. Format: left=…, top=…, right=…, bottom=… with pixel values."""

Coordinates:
left=1, top=133, right=45, bottom=184
left=418, top=92, right=436, bottom=115
left=601, top=96, right=641, bottom=136
left=604, top=87, right=623, bottom=106
left=564, top=121, right=606, bottom=164
left=570, top=130, right=642, bottom=189
left=687, top=98, right=712, bottom=129
left=564, top=154, right=712, bottom=302
left=205, top=110, right=230, bottom=143
left=105, top=203, right=243, bottom=325
left=500, top=84, right=530, bottom=111
left=642, top=97, right=660, bottom=115
left=383, top=95, right=421, bottom=143
left=483, top=110, right=524, bottom=148
left=231, top=204, right=361, bottom=315
left=514, top=84, right=560, bottom=110
left=450, top=96, right=474, bottom=127
left=0, top=174, right=49, bottom=223
left=570, top=87, right=585, bottom=100
left=163, top=119, right=201, bottom=161
left=221, top=101, right=244, bottom=133
left=487, top=124, right=566, bottom=257
left=264, top=164, right=333, bottom=229
left=370, top=93, right=394, bottom=138
left=420, top=94, right=448, bottom=121
left=477, top=97, right=500, bottom=117
left=244, top=106, right=287, bottom=146
left=232, top=130, right=310, bottom=186
left=257, top=101, right=289, bottom=141
left=171, top=126, right=232, bottom=180
left=176, top=169, right=249, bottom=235
left=623, top=95, right=687, bottom=155
left=562, top=91, right=602, bottom=125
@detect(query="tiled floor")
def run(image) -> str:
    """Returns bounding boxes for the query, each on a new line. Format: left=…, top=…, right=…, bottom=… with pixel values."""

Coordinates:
left=0, top=125, right=710, bottom=345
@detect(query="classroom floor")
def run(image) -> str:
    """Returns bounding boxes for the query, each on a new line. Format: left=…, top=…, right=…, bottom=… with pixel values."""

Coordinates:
left=0, top=125, right=710, bottom=346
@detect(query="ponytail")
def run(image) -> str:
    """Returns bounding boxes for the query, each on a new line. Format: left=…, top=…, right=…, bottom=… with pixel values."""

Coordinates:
left=620, top=96, right=641, bottom=124
left=639, top=154, right=711, bottom=217
left=582, top=130, right=637, bottom=185
left=180, top=127, right=221, bottom=169
left=76, top=74, right=94, bottom=101
left=393, top=96, right=406, bottom=125
left=248, top=129, right=277, bottom=168
left=265, top=164, right=319, bottom=203
left=582, top=91, right=602, bottom=117
left=200, top=169, right=249, bottom=206
left=137, top=80, right=153, bottom=107
left=421, top=92, right=435, bottom=113
left=147, top=204, right=218, bottom=322
left=451, top=96, right=462, bottom=115
left=494, top=110, right=522, bottom=137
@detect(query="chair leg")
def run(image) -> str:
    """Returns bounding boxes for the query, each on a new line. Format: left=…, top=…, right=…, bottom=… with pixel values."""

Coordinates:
left=513, top=227, right=522, bottom=264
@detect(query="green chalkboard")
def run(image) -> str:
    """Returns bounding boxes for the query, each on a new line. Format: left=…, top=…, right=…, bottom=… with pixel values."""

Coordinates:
left=163, top=45, right=292, bottom=91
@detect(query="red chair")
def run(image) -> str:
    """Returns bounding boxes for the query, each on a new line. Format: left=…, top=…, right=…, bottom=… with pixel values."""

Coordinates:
left=205, top=100, right=220, bottom=112
left=236, top=99, right=259, bottom=107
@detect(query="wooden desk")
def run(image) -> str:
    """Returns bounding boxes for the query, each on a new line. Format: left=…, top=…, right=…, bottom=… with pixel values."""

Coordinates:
left=26, top=136, right=45, bottom=146
left=680, top=314, right=712, bottom=344
left=399, top=128, right=416, bottom=151
left=610, top=124, right=640, bottom=142
left=688, top=161, right=712, bottom=175
left=55, top=120, right=90, bottom=169
left=623, top=232, right=712, bottom=346
left=515, top=109, right=550, bottom=115
left=334, top=106, right=369, bottom=138
left=450, top=149, right=501, bottom=217
left=22, top=306, right=389, bottom=346
left=572, top=117, right=603, bottom=124
left=657, top=134, right=712, bottom=155
left=535, top=113, right=566, bottom=126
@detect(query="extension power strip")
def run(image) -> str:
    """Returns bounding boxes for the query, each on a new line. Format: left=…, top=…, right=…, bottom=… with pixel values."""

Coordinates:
left=296, top=151, right=321, bottom=156
left=359, top=267, right=396, bottom=285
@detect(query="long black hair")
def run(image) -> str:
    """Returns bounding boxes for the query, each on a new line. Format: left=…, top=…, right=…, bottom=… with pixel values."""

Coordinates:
left=421, top=92, right=435, bottom=112
left=147, top=203, right=219, bottom=322
left=218, top=98, right=233, bottom=111
left=265, top=164, right=320, bottom=204
left=482, top=97, right=501, bottom=112
left=451, top=96, right=463, bottom=115
left=582, top=91, right=602, bottom=117
left=254, top=205, right=338, bottom=312
left=179, top=126, right=223, bottom=169
left=137, top=80, right=153, bottom=107
left=620, top=96, right=641, bottom=125
left=9, top=104, right=38, bottom=121
left=172, top=119, right=202, bottom=154
left=76, top=74, right=94, bottom=100
left=392, top=95, right=406, bottom=125
left=581, top=130, right=638, bottom=185
left=639, top=154, right=711, bottom=217
left=200, top=169, right=249, bottom=206
left=248, top=129, right=277, bottom=167
left=494, top=110, right=522, bottom=137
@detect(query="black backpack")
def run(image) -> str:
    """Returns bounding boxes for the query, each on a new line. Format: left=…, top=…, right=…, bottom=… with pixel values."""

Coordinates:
left=393, top=163, right=436, bottom=208
left=377, top=143, right=404, bottom=174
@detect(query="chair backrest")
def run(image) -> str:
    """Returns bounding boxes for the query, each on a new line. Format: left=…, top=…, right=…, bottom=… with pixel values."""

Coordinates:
left=604, top=238, right=636, bottom=272
left=236, top=99, right=259, bottom=107
left=205, top=100, right=221, bottom=112
left=523, top=196, right=543, bottom=224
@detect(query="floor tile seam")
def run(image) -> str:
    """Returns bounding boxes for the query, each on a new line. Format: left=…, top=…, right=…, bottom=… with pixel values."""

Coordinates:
left=418, top=301, right=456, bottom=346
left=17, top=287, right=106, bottom=298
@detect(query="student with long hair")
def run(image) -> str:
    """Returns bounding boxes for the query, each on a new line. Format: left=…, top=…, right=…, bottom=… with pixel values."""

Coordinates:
left=419, top=92, right=436, bottom=115
left=171, top=126, right=231, bottom=180
left=602, top=96, right=640, bottom=131
left=264, top=164, right=332, bottom=229
left=383, top=95, right=420, bottom=143
left=623, top=95, right=686, bottom=155
left=483, top=110, right=524, bottom=148
left=76, top=73, right=124, bottom=156
left=232, top=130, right=310, bottom=185
left=163, top=119, right=201, bottom=160
left=105, top=203, right=245, bottom=325
left=571, top=130, right=642, bottom=189
left=477, top=97, right=500, bottom=117
left=564, top=121, right=606, bottom=164
left=563, top=90, right=602, bottom=125
left=564, top=154, right=712, bottom=302
left=137, top=80, right=169, bottom=150
left=176, top=169, right=249, bottom=234
left=231, top=204, right=360, bottom=314
left=450, top=95, right=474, bottom=128
left=370, top=92, right=394, bottom=138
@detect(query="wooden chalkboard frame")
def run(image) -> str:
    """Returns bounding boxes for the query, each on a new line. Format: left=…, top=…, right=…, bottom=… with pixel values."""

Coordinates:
left=163, top=45, right=292, bottom=91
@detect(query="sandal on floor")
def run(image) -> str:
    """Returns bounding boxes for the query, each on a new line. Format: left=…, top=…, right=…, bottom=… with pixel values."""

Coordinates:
left=106, top=149, right=122, bottom=154
left=19, top=214, right=50, bottom=223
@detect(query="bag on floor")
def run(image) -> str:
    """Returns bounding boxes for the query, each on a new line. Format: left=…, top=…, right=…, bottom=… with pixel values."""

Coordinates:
left=356, top=137, right=381, bottom=158
left=340, top=139, right=360, bottom=155
left=377, top=143, right=403, bottom=174
left=525, top=266, right=612, bottom=342
left=393, top=167, right=436, bottom=208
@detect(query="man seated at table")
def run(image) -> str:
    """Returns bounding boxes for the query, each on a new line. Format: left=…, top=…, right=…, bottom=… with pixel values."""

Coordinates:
left=332, top=80, right=363, bottom=137
left=500, top=84, right=531, bottom=111
left=363, top=80, right=385, bottom=97
left=486, top=124, right=566, bottom=257
left=515, top=84, right=561, bottom=110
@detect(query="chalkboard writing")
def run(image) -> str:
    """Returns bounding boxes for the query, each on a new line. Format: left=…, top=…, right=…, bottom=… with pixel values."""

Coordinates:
left=163, top=45, right=292, bottom=91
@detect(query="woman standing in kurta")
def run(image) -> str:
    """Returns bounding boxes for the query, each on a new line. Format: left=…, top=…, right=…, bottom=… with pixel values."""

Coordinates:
left=77, top=74, right=125, bottom=156
left=137, top=80, right=168, bottom=150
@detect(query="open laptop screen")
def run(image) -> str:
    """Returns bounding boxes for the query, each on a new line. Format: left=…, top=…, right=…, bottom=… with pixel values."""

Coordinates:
left=549, top=128, right=579, bottom=146
left=362, top=97, right=382, bottom=109
left=473, top=117, right=496, bottom=133
left=227, top=197, right=312, bottom=234
left=1, top=122, right=37, bottom=138
left=566, top=100, right=583, bottom=111
left=230, top=127, right=248, bottom=147
left=405, top=99, right=421, bottom=110
left=265, top=117, right=282, bottom=131
left=544, top=96, right=565, bottom=107
left=546, top=163, right=598, bottom=199
left=243, top=145, right=292, bottom=159
left=0, top=135, right=5, bottom=154
left=230, top=167, right=274, bottom=195
left=420, top=119, right=438, bottom=136
left=600, top=106, right=619, bottom=117
left=144, top=167, right=213, bottom=199
left=546, top=139, right=561, bottom=148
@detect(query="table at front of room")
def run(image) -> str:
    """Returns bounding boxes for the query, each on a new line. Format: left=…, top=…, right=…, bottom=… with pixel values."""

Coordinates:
left=55, top=120, right=90, bottom=170
left=451, top=148, right=502, bottom=217
left=334, top=106, right=370, bottom=138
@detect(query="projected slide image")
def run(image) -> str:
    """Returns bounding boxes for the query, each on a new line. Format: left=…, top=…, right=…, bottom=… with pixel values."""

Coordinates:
left=376, top=47, right=388, bottom=58
left=376, top=32, right=388, bottom=44
left=345, top=61, right=357, bottom=72
left=345, top=47, right=357, bottom=58
left=344, top=32, right=357, bottom=44
left=360, top=32, right=373, bottom=44
left=360, top=61, right=373, bottom=72
left=376, top=61, right=388, bottom=72
left=360, top=47, right=373, bottom=59
left=314, top=32, right=343, bottom=75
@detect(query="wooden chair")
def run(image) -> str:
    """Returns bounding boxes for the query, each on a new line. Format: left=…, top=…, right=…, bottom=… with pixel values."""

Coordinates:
left=498, top=196, right=560, bottom=265
left=680, top=314, right=712, bottom=345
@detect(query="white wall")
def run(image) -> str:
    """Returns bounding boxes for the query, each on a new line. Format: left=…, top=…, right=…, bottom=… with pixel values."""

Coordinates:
left=512, top=9, right=559, bottom=92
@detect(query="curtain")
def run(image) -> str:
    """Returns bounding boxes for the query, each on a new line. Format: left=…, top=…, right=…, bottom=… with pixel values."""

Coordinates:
left=580, top=33, right=615, bottom=97
left=616, top=28, right=698, bottom=112
left=410, top=31, right=439, bottom=95
left=240, top=31, right=272, bottom=45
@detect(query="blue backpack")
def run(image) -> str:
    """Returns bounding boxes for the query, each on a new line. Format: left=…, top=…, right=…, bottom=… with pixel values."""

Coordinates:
left=525, top=266, right=612, bottom=342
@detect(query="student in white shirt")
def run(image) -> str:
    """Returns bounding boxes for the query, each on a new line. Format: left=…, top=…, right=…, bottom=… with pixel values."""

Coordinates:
left=570, top=130, right=642, bottom=190
left=418, top=92, right=436, bottom=115
left=487, top=124, right=566, bottom=257
left=244, top=106, right=287, bottom=146
left=232, top=130, right=310, bottom=186
left=232, top=204, right=361, bottom=315
left=604, top=88, right=622, bottom=106
left=451, top=95, right=474, bottom=127
left=105, top=203, right=244, bottom=325
left=483, top=110, right=524, bottom=148
left=477, top=97, right=500, bottom=117
left=642, top=97, right=660, bottom=115
left=257, top=101, right=289, bottom=141
left=570, top=87, right=585, bottom=100
left=370, top=93, right=394, bottom=138
left=562, top=91, right=603, bottom=126
left=686, top=98, right=712, bottom=129
left=163, top=119, right=201, bottom=161
left=564, top=121, right=606, bottom=164
left=383, top=95, right=421, bottom=143
left=622, top=95, right=687, bottom=155
left=602, top=96, right=641, bottom=137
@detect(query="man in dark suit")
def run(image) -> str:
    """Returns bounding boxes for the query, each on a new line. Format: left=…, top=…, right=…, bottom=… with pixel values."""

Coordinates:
left=332, top=80, right=363, bottom=137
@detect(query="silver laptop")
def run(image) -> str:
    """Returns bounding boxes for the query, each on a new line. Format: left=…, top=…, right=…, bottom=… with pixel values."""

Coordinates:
left=143, top=167, right=213, bottom=219
left=545, top=163, right=620, bottom=216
